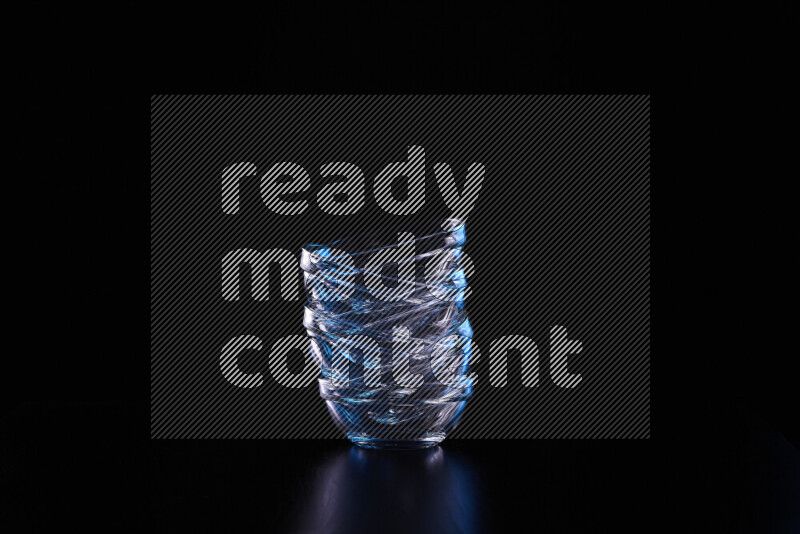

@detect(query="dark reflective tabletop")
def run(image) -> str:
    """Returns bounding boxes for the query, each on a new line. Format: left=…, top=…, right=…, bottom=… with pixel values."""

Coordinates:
left=5, top=402, right=799, bottom=533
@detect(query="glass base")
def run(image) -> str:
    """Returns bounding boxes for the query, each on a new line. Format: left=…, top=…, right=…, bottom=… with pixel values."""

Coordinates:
left=347, top=432, right=446, bottom=450
left=323, top=396, right=467, bottom=450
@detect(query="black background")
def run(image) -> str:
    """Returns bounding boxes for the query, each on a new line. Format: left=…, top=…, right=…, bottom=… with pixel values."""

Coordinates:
left=5, top=3, right=799, bottom=533
left=150, top=94, right=650, bottom=439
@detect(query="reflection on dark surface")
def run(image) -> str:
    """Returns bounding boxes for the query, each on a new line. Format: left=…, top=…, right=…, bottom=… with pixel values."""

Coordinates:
left=289, top=446, right=481, bottom=534
left=8, top=403, right=799, bottom=532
